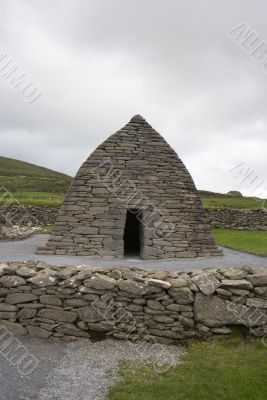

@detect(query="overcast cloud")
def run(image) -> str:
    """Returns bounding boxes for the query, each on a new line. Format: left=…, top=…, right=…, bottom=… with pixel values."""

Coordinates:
left=0, top=0, right=266, bottom=197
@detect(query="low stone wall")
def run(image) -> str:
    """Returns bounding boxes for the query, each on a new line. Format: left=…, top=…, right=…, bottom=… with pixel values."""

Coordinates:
left=0, top=206, right=59, bottom=226
left=205, top=208, right=267, bottom=230
left=1, top=206, right=267, bottom=230
left=1, top=262, right=267, bottom=343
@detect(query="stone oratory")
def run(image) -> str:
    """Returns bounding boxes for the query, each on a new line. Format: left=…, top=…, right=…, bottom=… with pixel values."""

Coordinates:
left=38, top=115, right=222, bottom=259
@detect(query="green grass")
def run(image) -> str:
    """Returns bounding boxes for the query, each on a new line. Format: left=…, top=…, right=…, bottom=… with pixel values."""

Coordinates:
left=199, top=190, right=265, bottom=209
left=0, top=156, right=72, bottom=193
left=108, top=339, right=267, bottom=400
left=212, top=228, right=267, bottom=256
left=41, top=224, right=54, bottom=233
left=0, top=190, right=265, bottom=209
left=0, top=191, right=64, bottom=207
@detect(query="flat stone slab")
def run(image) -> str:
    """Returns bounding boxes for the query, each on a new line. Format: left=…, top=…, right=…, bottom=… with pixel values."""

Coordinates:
left=0, top=234, right=267, bottom=272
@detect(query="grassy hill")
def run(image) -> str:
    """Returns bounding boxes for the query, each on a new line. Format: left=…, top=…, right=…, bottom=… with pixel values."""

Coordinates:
left=199, top=190, right=265, bottom=209
left=0, top=156, right=72, bottom=193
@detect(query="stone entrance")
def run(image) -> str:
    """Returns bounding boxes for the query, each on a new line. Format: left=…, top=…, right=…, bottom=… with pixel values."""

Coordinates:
left=123, top=209, right=142, bottom=257
left=37, top=115, right=222, bottom=259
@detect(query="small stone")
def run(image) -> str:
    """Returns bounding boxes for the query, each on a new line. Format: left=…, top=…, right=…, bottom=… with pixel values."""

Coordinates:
left=166, top=304, right=192, bottom=312
left=153, top=315, right=174, bottom=324
left=222, top=269, right=247, bottom=280
left=179, top=315, right=194, bottom=328
left=78, top=306, right=103, bottom=322
left=191, top=272, right=220, bottom=295
left=0, top=321, right=27, bottom=336
left=27, top=325, right=52, bottom=339
left=0, top=288, right=9, bottom=297
left=254, top=287, right=267, bottom=297
left=59, top=275, right=81, bottom=288
left=5, top=293, right=38, bottom=304
left=55, top=324, right=90, bottom=337
left=17, top=308, right=37, bottom=319
left=64, top=298, right=88, bottom=307
left=77, top=270, right=92, bottom=280
left=210, top=327, right=232, bottom=334
left=56, top=267, right=77, bottom=279
left=38, top=309, right=77, bottom=323
left=168, top=287, right=194, bottom=304
left=146, top=300, right=165, bottom=311
left=0, top=275, right=26, bottom=288
left=246, top=274, right=267, bottom=287
left=146, top=278, right=171, bottom=289
left=229, top=289, right=250, bottom=297
left=0, top=262, right=9, bottom=276
left=87, top=323, right=113, bottom=332
left=0, top=303, right=18, bottom=312
left=117, top=279, right=161, bottom=296
left=126, top=304, right=143, bottom=312
left=40, top=295, right=62, bottom=306
left=148, top=329, right=177, bottom=339
left=216, top=288, right=232, bottom=297
left=16, top=266, right=36, bottom=277
left=84, top=273, right=116, bottom=290
left=168, top=277, right=188, bottom=288
left=221, top=279, right=253, bottom=290
left=247, top=298, right=267, bottom=309
left=0, top=311, right=16, bottom=319
left=29, top=269, right=58, bottom=287
left=107, top=269, right=122, bottom=280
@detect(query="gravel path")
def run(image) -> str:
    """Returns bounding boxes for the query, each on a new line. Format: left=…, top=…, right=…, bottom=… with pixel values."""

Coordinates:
left=0, top=234, right=266, bottom=271
left=0, top=337, right=184, bottom=400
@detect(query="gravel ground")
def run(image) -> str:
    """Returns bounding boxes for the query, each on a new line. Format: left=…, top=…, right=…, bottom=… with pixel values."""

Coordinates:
left=0, top=336, right=184, bottom=400
left=0, top=234, right=266, bottom=271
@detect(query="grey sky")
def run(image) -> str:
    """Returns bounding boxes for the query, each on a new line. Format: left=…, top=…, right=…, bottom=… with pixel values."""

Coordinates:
left=0, top=0, right=266, bottom=197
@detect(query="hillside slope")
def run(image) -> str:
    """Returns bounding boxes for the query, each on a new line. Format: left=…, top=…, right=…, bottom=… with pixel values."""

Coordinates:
left=0, top=156, right=72, bottom=193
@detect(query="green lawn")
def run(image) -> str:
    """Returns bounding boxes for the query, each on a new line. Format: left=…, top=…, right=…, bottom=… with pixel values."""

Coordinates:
left=0, top=187, right=265, bottom=209
left=108, top=339, right=267, bottom=400
left=212, top=228, right=267, bottom=256
left=0, top=191, right=64, bottom=207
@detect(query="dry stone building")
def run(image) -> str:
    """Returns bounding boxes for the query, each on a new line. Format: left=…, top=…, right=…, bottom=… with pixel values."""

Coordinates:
left=38, top=115, right=222, bottom=259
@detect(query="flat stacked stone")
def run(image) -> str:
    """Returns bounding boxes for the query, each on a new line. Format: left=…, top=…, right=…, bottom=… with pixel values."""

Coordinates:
left=0, top=261, right=266, bottom=342
left=38, top=115, right=222, bottom=259
left=206, top=208, right=267, bottom=230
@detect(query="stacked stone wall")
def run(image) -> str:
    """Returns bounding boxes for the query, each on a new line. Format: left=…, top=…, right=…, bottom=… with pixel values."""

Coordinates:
left=206, top=208, right=267, bottom=230
left=1, top=261, right=267, bottom=343
left=1, top=206, right=266, bottom=231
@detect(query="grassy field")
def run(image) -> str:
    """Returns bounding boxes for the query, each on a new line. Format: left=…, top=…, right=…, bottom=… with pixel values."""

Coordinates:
left=0, top=191, right=65, bottom=207
left=199, top=190, right=265, bottom=209
left=212, top=228, right=267, bottom=256
left=0, top=156, right=72, bottom=193
left=108, top=339, right=267, bottom=400
left=0, top=189, right=265, bottom=209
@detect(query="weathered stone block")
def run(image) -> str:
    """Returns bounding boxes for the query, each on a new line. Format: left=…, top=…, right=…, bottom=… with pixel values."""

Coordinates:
left=194, top=293, right=267, bottom=327
left=117, top=279, right=161, bottom=296
left=191, top=272, right=220, bottom=295
left=84, top=273, right=116, bottom=290
left=38, top=309, right=77, bottom=323
left=5, top=293, right=38, bottom=304
left=0, top=275, right=26, bottom=288
left=168, top=287, right=194, bottom=304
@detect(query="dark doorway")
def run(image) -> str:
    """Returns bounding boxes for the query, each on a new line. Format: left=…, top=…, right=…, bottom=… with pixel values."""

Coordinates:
left=123, top=209, right=141, bottom=257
